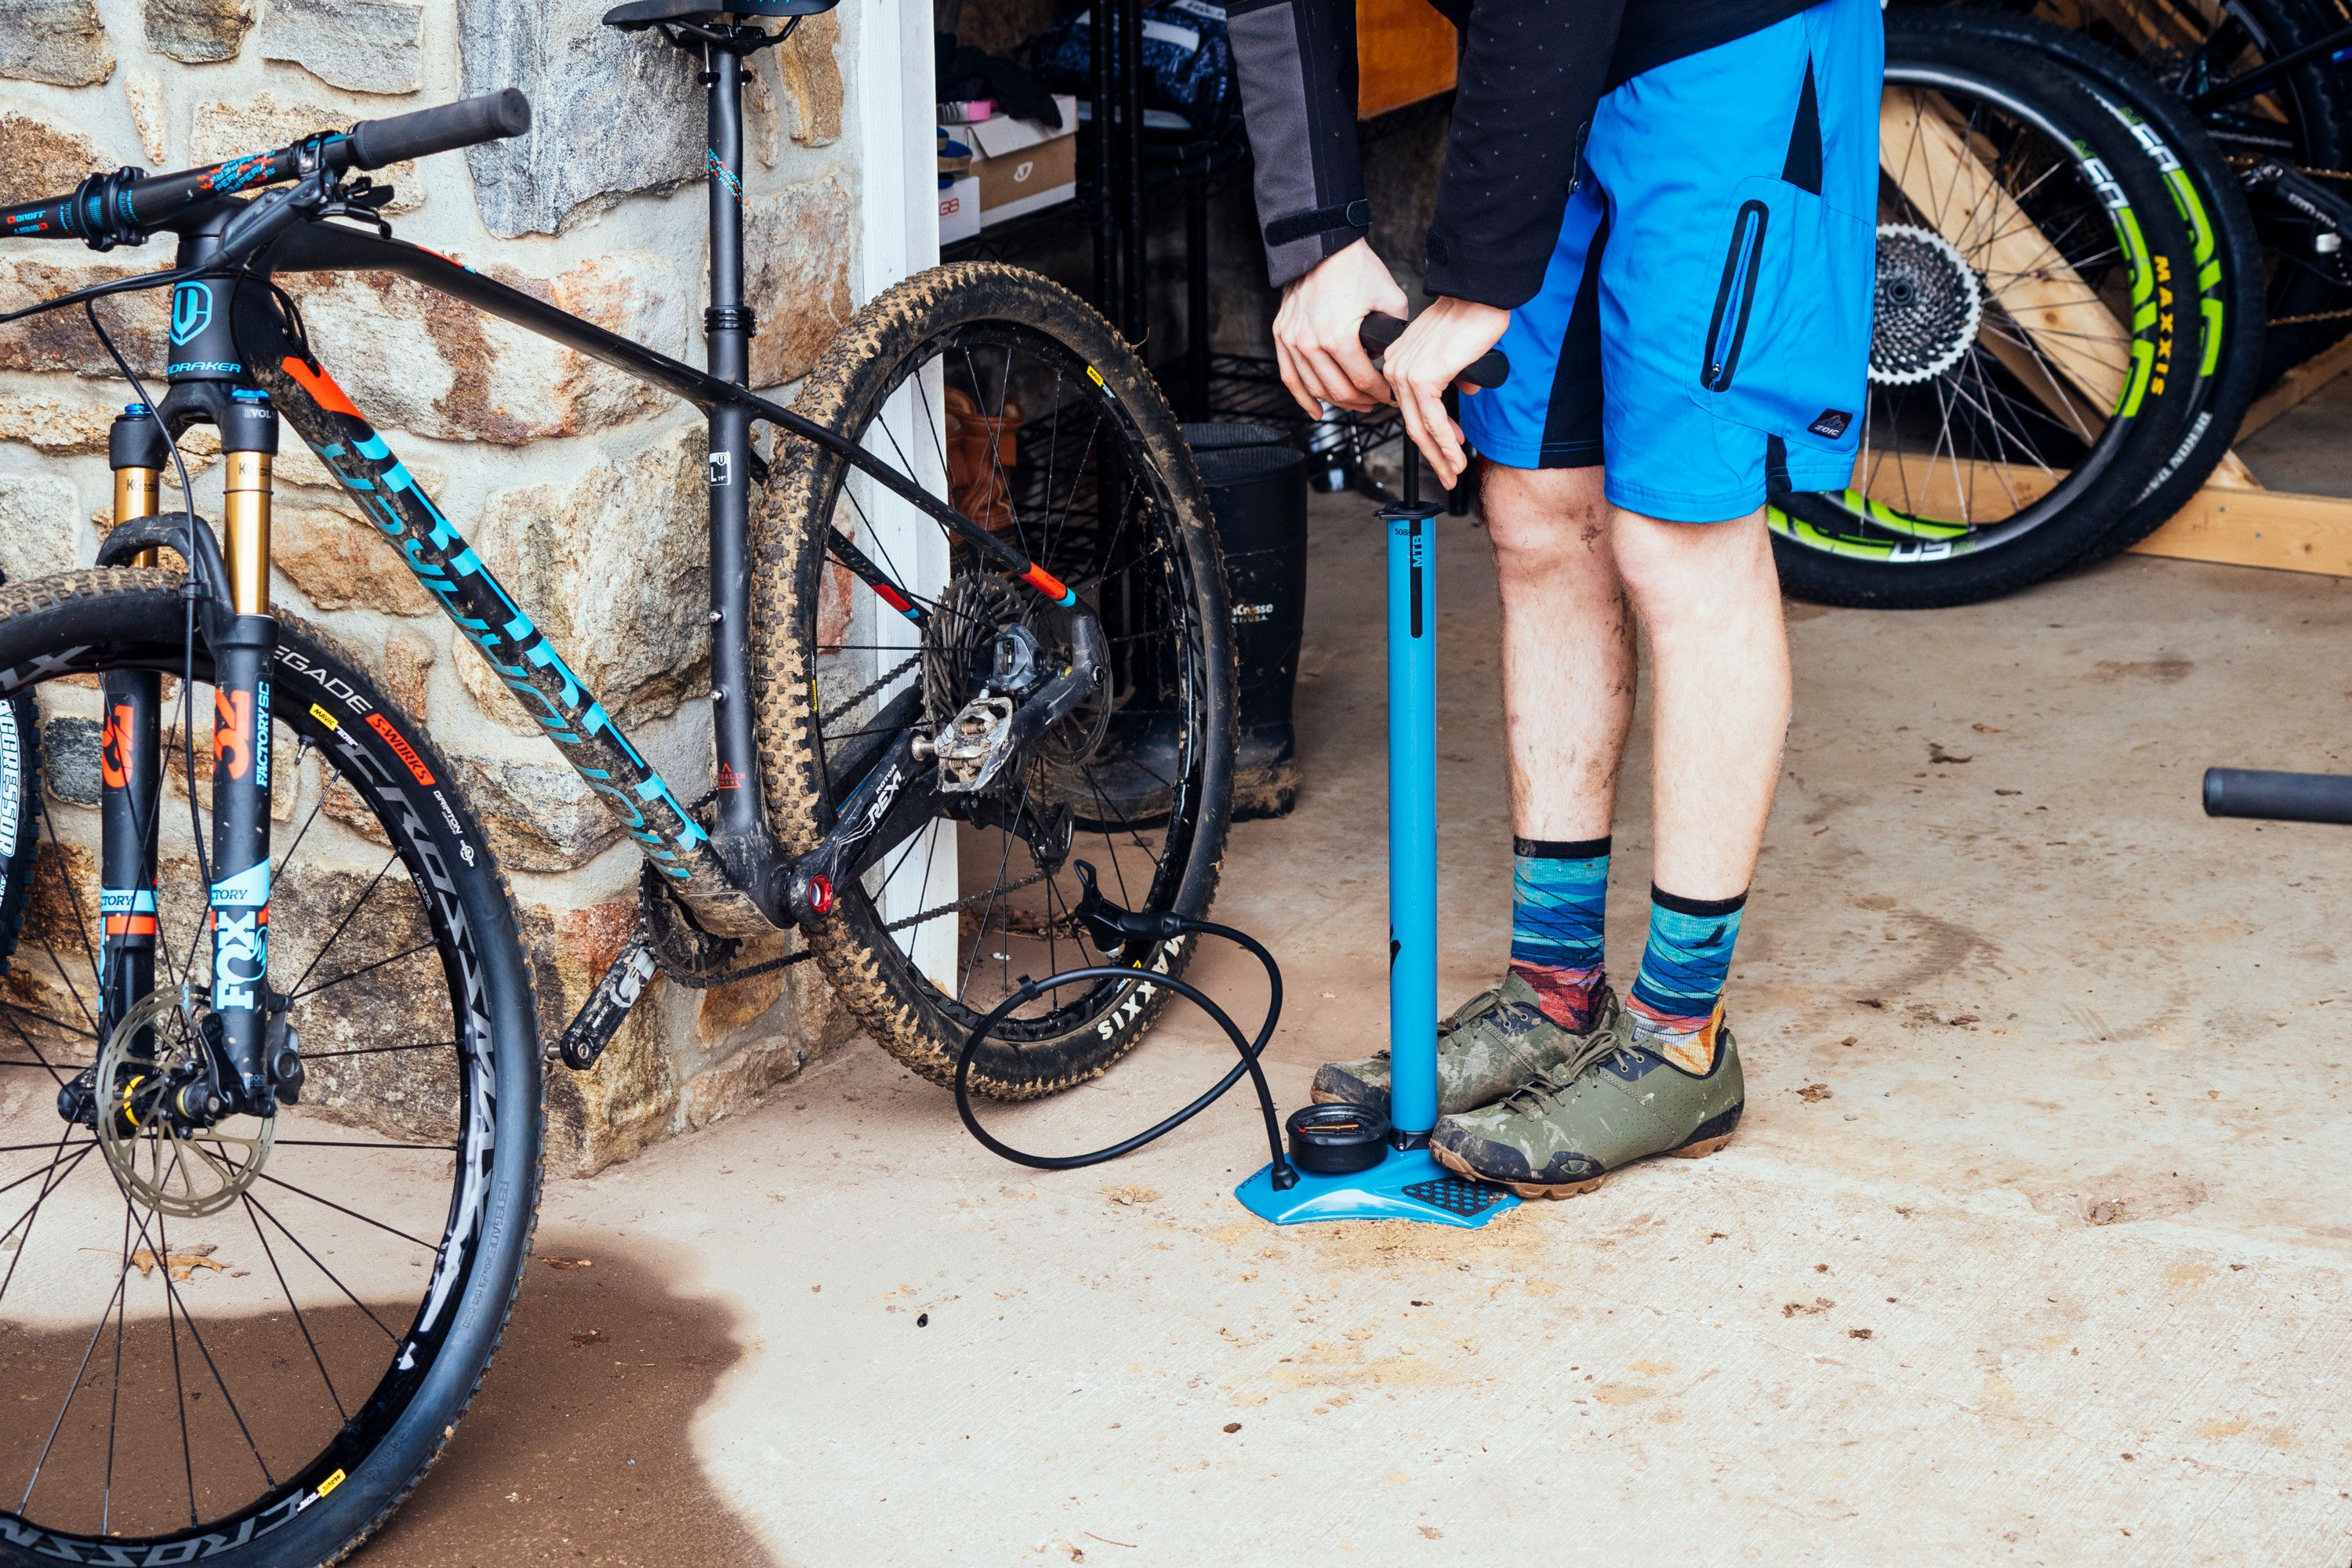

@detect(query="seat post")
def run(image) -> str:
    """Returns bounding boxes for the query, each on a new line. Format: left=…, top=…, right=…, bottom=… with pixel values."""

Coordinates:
left=706, top=42, right=750, bottom=387
left=701, top=36, right=772, bottom=874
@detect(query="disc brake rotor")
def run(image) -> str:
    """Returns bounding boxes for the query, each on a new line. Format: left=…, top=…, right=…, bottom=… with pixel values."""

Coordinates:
left=93, top=982, right=274, bottom=1218
left=1871, top=223, right=1984, bottom=387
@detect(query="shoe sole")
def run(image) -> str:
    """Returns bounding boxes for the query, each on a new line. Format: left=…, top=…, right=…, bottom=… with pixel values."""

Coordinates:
left=1432, top=1129, right=1736, bottom=1201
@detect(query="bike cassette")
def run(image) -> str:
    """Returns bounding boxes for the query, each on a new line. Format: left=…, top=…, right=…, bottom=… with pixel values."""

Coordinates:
left=1871, top=223, right=1982, bottom=387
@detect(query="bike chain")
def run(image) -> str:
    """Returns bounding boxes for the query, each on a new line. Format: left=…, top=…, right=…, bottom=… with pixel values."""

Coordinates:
left=650, top=869, right=1051, bottom=989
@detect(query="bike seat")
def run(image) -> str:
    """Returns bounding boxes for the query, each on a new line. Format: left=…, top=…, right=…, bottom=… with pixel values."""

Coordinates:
left=602, top=0, right=838, bottom=29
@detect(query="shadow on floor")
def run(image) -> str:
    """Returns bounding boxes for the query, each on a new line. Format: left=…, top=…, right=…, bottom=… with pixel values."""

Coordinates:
left=358, top=1239, right=771, bottom=1567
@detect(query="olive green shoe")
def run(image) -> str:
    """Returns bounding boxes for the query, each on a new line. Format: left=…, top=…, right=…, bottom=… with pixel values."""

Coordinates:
left=1310, top=974, right=1620, bottom=1118
left=1429, top=1008, right=1744, bottom=1199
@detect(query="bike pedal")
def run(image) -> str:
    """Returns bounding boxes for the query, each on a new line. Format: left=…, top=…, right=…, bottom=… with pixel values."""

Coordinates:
left=555, top=931, right=659, bottom=1071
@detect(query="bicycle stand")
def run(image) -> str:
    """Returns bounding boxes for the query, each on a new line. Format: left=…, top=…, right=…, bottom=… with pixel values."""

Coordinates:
left=1233, top=443, right=1519, bottom=1229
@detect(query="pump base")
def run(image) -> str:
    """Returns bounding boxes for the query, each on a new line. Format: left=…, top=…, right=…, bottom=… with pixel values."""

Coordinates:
left=1233, top=1146, right=1519, bottom=1227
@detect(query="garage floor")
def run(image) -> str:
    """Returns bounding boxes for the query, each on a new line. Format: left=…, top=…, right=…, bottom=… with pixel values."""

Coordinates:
left=365, top=478, right=2352, bottom=1567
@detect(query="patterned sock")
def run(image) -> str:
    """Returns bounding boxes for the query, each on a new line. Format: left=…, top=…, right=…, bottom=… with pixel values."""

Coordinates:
left=1627, top=887, right=1747, bottom=1075
left=1507, top=836, right=1611, bottom=1033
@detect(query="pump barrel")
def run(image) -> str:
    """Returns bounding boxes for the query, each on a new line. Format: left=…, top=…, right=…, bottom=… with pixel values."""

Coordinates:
left=1385, top=475, right=1439, bottom=1142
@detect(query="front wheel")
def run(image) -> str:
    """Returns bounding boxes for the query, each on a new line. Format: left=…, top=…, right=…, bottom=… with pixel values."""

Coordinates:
left=0, top=570, right=542, bottom=1566
left=754, top=263, right=1237, bottom=1099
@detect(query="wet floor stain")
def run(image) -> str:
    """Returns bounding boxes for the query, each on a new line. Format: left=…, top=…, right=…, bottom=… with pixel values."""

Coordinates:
left=0, top=1240, right=771, bottom=1566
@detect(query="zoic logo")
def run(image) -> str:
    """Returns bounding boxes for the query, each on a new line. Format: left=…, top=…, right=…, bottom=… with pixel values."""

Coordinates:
left=169, top=281, right=212, bottom=345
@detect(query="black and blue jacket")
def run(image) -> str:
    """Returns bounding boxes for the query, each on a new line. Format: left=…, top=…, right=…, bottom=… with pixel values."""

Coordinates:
left=1229, top=0, right=1816, bottom=309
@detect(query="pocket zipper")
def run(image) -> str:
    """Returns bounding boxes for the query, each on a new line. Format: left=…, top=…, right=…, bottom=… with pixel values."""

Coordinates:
left=1701, top=200, right=1770, bottom=393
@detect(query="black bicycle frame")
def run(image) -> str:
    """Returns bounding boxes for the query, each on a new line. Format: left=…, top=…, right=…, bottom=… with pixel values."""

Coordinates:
left=184, top=50, right=1082, bottom=935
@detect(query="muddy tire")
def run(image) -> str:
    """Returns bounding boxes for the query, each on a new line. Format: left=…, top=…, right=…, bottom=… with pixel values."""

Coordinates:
left=752, top=263, right=1236, bottom=1099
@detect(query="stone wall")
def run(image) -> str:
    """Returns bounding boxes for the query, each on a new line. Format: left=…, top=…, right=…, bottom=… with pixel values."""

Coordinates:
left=0, top=0, right=877, bottom=1171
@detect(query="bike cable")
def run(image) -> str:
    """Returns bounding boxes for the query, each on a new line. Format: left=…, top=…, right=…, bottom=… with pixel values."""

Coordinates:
left=952, top=861, right=1302, bottom=1189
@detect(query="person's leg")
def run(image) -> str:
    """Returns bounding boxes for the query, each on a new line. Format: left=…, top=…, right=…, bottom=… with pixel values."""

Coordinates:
left=1610, top=503, right=1790, bottom=1073
left=1308, top=461, right=1635, bottom=1114
left=1484, top=462, right=1635, bottom=1033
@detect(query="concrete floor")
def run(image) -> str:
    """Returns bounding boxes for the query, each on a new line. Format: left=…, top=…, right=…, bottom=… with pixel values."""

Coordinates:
left=369, top=482, right=2352, bottom=1566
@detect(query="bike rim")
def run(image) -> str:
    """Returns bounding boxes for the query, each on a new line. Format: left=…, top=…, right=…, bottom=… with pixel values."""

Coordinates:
left=1772, top=63, right=2161, bottom=564
left=0, top=637, right=493, bottom=1548
left=806, top=321, right=1213, bottom=1043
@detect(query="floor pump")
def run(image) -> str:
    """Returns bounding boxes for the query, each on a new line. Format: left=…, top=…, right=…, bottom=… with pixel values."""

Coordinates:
left=954, top=316, right=1518, bottom=1228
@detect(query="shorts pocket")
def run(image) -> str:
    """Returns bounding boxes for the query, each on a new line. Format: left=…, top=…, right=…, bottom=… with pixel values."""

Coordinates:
left=1687, top=173, right=1874, bottom=456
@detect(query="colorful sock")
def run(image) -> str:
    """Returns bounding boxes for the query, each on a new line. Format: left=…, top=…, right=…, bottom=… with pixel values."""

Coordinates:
left=1627, top=887, right=1747, bottom=1075
left=1507, top=836, right=1611, bottom=1032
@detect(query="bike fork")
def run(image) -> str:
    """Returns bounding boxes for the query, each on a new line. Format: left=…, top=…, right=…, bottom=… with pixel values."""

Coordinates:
left=99, top=410, right=165, bottom=1055
left=207, top=390, right=280, bottom=1111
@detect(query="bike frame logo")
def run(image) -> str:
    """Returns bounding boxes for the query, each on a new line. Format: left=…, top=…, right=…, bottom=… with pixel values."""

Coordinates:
left=170, top=280, right=212, bottom=345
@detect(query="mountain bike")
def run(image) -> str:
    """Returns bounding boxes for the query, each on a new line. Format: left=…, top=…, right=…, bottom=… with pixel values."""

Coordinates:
left=0, top=1, right=1233, bottom=1558
left=1771, top=13, right=2202, bottom=605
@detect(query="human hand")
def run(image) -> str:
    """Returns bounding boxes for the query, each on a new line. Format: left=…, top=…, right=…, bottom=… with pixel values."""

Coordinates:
left=1381, top=295, right=1508, bottom=490
left=1272, top=238, right=1410, bottom=417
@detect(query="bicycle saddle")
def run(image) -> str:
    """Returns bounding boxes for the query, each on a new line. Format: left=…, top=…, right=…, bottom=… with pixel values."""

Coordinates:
left=602, top=0, right=838, bottom=29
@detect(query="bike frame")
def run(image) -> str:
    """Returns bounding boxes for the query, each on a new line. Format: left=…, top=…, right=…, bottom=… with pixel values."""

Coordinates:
left=86, top=35, right=1085, bottom=1090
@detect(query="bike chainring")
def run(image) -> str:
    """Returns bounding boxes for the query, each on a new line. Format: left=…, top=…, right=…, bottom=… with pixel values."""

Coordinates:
left=1871, top=223, right=1984, bottom=387
left=640, top=862, right=743, bottom=980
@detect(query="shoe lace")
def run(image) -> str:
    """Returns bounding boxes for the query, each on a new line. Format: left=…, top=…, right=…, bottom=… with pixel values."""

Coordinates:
left=1494, top=1021, right=1639, bottom=1115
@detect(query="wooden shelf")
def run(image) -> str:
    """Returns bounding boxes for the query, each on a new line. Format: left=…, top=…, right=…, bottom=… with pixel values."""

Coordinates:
left=1357, top=0, right=1456, bottom=118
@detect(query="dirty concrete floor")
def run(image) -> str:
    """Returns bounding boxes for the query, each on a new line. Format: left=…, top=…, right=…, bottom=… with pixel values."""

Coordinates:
left=380, top=490, right=2352, bottom=1566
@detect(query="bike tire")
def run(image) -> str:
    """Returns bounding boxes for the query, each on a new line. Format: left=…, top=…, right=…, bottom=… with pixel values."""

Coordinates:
left=1773, top=14, right=2201, bottom=608
left=754, top=262, right=1238, bottom=1099
left=0, top=573, right=32, bottom=982
left=0, top=569, right=542, bottom=1568
left=1940, top=9, right=2270, bottom=561
left=1981, top=0, right=2352, bottom=383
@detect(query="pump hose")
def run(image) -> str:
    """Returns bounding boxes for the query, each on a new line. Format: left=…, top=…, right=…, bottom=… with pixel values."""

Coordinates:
left=953, top=903, right=1301, bottom=1189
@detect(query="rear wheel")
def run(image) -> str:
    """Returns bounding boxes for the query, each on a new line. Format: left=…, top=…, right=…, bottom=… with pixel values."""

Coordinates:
left=0, top=570, right=541, bottom=1566
left=1773, top=17, right=2200, bottom=606
left=1939, top=9, right=2270, bottom=561
left=755, top=263, right=1237, bottom=1099
left=2005, top=0, right=2352, bottom=383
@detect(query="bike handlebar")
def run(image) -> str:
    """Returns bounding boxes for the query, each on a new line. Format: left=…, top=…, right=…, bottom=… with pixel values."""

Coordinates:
left=1357, top=312, right=1512, bottom=390
left=0, top=89, right=531, bottom=248
left=2203, top=767, right=2352, bottom=826
left=349, top=89, right=532, bottom=171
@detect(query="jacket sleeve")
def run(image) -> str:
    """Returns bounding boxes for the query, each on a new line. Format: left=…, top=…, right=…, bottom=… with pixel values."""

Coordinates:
left=1421, top=0, right=1624, bottom=310
left=1229, top=0, right=1372, bottom=288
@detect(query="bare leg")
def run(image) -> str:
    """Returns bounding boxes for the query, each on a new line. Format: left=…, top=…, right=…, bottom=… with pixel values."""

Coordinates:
left=1480, top=463, right=1638, bottom=840
left=1610, top=505, right=1791, bottom=898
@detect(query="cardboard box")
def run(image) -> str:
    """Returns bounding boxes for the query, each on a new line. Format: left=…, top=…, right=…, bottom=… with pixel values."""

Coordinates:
left=938, top=173, right=981, bottom=244
left=964, top=94, right=1077, bottom=228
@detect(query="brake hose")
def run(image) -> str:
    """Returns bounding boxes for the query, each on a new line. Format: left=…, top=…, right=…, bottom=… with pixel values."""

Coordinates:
left=953, top=862, right=1300, bottom=1189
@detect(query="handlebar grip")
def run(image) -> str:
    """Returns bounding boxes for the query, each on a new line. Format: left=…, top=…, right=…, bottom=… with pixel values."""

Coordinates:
left=1357, top=313, right=1512, bottom=390
left=347, top=89, right=532, bottom=170
left=2202, top=767, right=2352, bottom=825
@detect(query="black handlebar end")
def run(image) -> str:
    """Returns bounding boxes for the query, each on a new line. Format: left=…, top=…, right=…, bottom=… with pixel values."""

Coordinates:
left=347, top=89, right=532, bottom=171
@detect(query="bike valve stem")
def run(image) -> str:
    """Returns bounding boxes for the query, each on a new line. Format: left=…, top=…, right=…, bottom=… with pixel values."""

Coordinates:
left=223, top=451, right=274, bottom=616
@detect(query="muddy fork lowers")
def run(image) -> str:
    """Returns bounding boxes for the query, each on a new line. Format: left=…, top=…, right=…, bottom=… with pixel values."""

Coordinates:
left=1234, top=318, right=1521, bottom=1228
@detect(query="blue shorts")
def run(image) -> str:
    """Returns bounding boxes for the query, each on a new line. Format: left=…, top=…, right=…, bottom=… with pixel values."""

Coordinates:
left=1457, top=0, right=1882, bottom=522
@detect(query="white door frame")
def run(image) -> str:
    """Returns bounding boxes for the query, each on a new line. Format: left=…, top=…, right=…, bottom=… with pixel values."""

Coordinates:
left=853, top=0, right=956, bottom=989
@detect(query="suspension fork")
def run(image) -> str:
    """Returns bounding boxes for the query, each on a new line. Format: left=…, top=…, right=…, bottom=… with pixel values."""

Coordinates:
left=99, top=408, right=165, bottom=1054
left=207, top=389, right=280, bottom=1111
